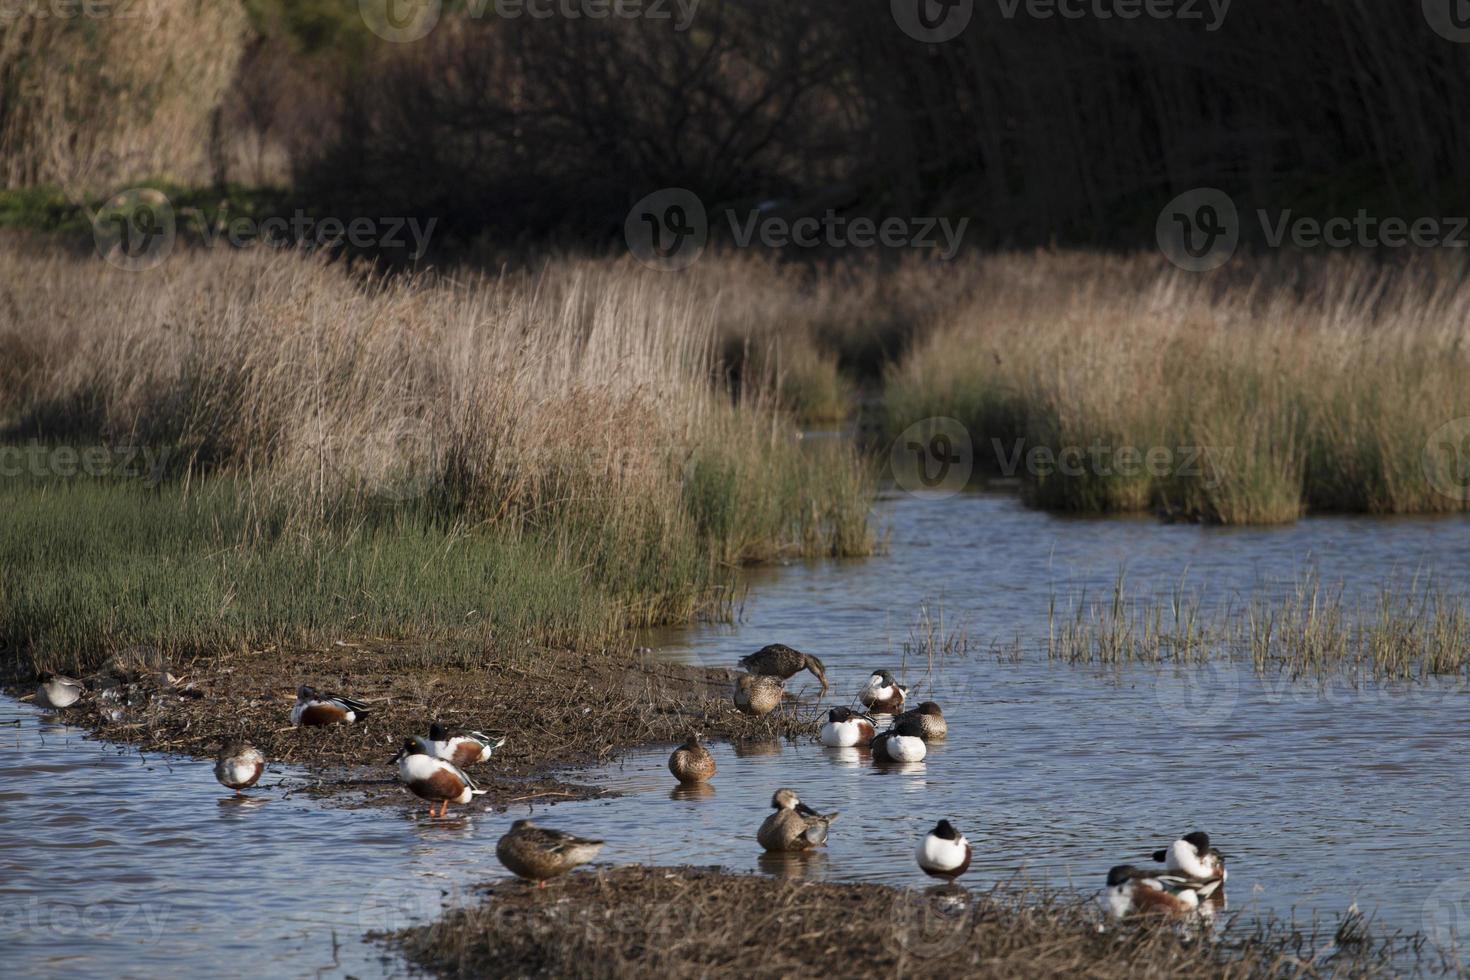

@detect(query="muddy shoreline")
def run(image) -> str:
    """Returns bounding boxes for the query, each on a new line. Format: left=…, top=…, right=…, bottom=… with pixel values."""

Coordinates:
left=2, top=641, right=819, bottom=811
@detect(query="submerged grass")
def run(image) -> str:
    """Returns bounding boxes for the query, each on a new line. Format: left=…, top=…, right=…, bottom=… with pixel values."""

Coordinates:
left=0, top=243, right=874, bottom=673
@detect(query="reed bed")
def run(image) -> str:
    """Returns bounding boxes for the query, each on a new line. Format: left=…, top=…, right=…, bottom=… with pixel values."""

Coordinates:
left=887, top=252, right=1470, bottom=524
left=0, top=243, right=873, bottom=671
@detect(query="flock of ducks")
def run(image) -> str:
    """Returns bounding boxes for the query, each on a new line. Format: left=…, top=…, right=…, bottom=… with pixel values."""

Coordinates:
left=34, top=651, right=1230, bottom=911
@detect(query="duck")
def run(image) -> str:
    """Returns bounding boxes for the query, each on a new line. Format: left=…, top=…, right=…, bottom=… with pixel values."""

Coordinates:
left=214, top=741, right=266, bottom=794
left=668, top=732, right=716, bottom=784
left=427, top=723, right=507, bottom=767
left=734, top=673, right=784, bottom=717
left=895, top=701, right=947, bottom=740
left=757, top=787, right=838, bottom=852
left=858, top=670, right=907, bottom=714
left=916, top=819, right=972, bottom=881
left=392, top=737, right=486, bottom=817
left=1151, top=830, right=1227, bottom=891
left=35, top=673, right=84, bottom=710
left=819, top=707, right=876, bottom=747
left=737, top=644, right=829, bottom=694
left=496, top=818, right=604, bottom=885
left=870, top=715, right=928, bottom=762
left=290, top=685, right=371, bottom=727
left=1104, top=865, right=1203, bottom=918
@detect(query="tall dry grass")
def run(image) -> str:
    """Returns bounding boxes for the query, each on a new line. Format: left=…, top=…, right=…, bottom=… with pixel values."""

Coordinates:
left=887, top=252, right=1470, bottom=523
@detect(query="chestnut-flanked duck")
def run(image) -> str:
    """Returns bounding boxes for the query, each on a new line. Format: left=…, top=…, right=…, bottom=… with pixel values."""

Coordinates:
left=213, top=741, right=266, bottom=794
left=858, top=670, right=907, bottom=714
left=427, top=723, right=507, bottom=767
left=668, top=732, right=716, bottom=784
left=1104, top=865, right=1204, bottom=918
left=819, top=707, right=876, bottom=747
left=757, top=788, right=838, bottom=852
left=290, top=685, right=371, bottom=727
left=737, top=644, right=829, bottom=693
left=916, top=820, right=972, bottom=881
left=392, top=737, right=486, bottom=817
left=496, top=819, right=604, bottom=885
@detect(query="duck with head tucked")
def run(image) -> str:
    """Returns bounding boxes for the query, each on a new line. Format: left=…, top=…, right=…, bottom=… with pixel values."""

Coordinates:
left=426, top=723, right=507, bottom=767
left=819, top=707, right=876, bottom=747
left=291, top=685, right=371, bottom=727
left=496, top=819, right=604, bottom=886
left=734, top=673, right=784, bottom=717
left=858, top=670, right=907, bottom=714
left=757, top=788, right=839, bottom=852
left=894, top=701, right=947, bottom=740
left=916, top=820, right=971, bottom=881
left=737, top=644, right=829, bottom=694
left=1103, top=865, right=1205, bottom=918
left=668, top=732, right=716, bottom=784
left=35, top=673, right=84, bottom=710
left=870, top=714, right=928, bottom=763
left=214, top=741, right=266, bottom=795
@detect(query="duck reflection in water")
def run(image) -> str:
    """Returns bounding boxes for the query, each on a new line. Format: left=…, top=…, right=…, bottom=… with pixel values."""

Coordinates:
left=669, top=782, right=716, bottom=802
left=758, top=850, right=829, bottom=880
left=732, top=739, right=783, bottom=759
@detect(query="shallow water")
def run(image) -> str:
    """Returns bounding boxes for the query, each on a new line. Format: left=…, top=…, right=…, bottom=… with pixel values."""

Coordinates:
left=4, top=491, right=1470, bottom=976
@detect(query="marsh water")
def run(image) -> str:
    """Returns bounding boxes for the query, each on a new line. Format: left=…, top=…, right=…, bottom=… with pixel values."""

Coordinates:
left=5, top=490, right=1470, bottom=977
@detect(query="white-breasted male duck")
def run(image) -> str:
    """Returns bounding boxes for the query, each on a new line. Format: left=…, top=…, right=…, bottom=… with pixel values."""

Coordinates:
left=35, top=673, right=84, bottom=710
left=895, top=701, right=947, bottom=740
left=737, top=644, right=829, bottom=693
left=819, top=707, right=876, bottom=747
left=1104, top=865, right=1204, bottom=918
left=496, top=819, right=604, bottom=885
left=916, top=819, right=972, bottom=881
left=214, top=741, right=266, bottom=794
left=668, top=732, right=716, bottom=784
left=1152, top=830, right=1227, bottom=893
left=291, top=685, right=371, bottom=727
left=858, top=670, right=907, bottom=714
left=734, top=673, right=785, bottom=717
left=392, top=737, right=486, bottom=817
left=427, top=723, right=507, bottom=767
left=870, top=714, right=927, bottom=762
left=757, top=788, right=838, bottom=852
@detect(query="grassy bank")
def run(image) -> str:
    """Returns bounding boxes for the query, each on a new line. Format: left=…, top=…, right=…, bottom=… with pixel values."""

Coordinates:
left=392, top=866, right=1422, bottom=978
left=0, top=243, right=873, bottom=674
left=886, top=252, right=1470, bottom=524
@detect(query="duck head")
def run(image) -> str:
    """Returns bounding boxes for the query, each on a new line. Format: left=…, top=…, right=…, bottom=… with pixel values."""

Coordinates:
left=802, top=654, right=829, bottom=692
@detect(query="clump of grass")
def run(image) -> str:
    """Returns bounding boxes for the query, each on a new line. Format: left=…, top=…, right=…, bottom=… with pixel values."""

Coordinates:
left=1047, top=576, right=1212, bottom=666
left=886, top=251, right=1470, bottom=524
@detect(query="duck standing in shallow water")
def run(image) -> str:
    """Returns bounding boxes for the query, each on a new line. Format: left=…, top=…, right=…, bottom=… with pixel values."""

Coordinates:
left=392, top=737, right=485, bottom=817
left=757, top=788, right=838, bottom=852
left=734, top=673, right=784, bottom=717
left=668, top=733, right=716, bottom=784
left=1103, top=865, right=1203, bottom=918
left=291, top=685, right=371, bottom=727
left=858, top=670, right=907, bottom=714
left=35, top=673, right=83, bottom=710
left=496, top=819, right=604, bottom=885
left=819, top=707, right=876, bottom=747
left=916, top=820, right=971, bottom=881
left=214, top=741, right=266, bottom=794
left=870, top=715, right=928, bottom=762
left=737, top=644, right=829, bottom=694
left=427, top=723, right=506, bottom=767
left=895, top=701, right=947, bottom=740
